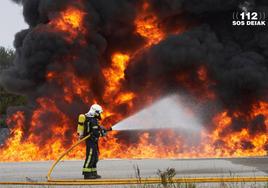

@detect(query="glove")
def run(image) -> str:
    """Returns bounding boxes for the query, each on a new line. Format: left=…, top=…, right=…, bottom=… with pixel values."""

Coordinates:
left=101, top=129, right=107, bottom=136
left=99, top=126, right=107, bottom=136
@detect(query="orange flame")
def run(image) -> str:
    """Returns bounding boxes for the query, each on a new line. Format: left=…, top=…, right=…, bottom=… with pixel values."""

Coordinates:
left=49, top=6, right=86, bottom=42
left=135, top=1, right=165, bottom=46
left=103, top=53, right=130, bottom=99
left=101, top=53, right=135, bottom=124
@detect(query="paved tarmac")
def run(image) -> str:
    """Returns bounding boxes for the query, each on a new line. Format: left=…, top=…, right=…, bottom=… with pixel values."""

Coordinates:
left=0, top=157, right=268, bottom=181
left=0, top=157, right=267, bottom=187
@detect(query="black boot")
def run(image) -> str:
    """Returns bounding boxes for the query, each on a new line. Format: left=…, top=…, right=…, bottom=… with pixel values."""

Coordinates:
left=93, top=171, right=101, bottom=179
left=84, top=172, right=98, bottom=179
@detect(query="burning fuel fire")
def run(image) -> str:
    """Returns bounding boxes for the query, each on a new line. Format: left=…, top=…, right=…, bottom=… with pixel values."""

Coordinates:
left=0, top=0, right=267, bottom=161
left=135, top=1, right=165, bottom=46
left=49, top=6, right=87, bottom=42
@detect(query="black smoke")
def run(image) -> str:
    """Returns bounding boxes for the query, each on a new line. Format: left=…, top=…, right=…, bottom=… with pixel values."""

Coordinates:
left=125, top=0, right=268, bottom=148
left=1, top=0, right=268, bottom=152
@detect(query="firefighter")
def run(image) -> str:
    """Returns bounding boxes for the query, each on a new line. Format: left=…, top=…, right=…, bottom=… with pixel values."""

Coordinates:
left=77, top=104, right=111, bottom=179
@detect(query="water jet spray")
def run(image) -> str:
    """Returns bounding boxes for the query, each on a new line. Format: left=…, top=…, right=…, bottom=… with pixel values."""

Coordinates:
left=112, top=95, right=202, bottom=132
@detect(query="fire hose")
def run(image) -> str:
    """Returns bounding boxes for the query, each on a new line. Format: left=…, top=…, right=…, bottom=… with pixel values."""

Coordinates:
left=47, top=134, right=91, bottom=181
left=47, top=126, right=113, bottom=181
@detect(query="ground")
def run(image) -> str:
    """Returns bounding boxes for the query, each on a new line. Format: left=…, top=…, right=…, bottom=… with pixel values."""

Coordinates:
left=0, top=158, right=268, bottom=187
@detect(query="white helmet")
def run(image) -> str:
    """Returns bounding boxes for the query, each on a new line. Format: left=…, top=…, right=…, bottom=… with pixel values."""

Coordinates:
left=86, top=104, right=103, bottom=117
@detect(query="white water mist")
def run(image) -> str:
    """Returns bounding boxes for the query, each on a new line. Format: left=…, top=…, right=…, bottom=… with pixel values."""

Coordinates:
left=112, top=95, right=202, bottom=132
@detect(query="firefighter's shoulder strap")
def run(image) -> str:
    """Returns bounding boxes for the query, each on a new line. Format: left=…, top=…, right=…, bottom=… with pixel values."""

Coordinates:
left=77, top=114, right=86, bottom=135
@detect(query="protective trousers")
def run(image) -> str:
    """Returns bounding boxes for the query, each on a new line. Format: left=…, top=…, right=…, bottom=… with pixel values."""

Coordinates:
left=82, top=139, right=99, bottom=175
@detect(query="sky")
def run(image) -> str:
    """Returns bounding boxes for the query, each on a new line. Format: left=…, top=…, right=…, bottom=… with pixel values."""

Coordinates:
left=0, top=0, right=28, bottom=49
